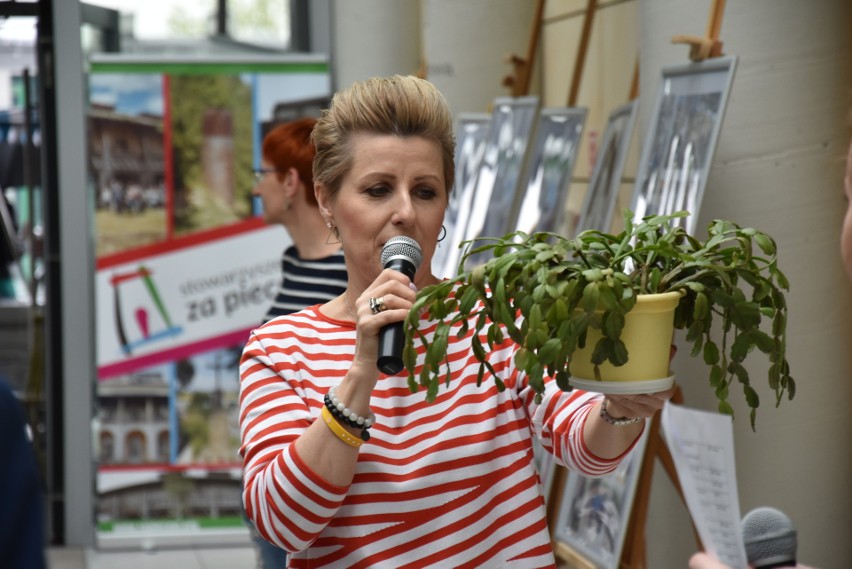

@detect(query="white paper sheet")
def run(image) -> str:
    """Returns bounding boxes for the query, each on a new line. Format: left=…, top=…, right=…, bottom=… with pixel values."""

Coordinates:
left=661, top=401, right=749, bottom=569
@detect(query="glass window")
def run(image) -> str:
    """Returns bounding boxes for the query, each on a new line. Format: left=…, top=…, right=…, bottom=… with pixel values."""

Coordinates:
left=126, top=431, right=145, bottom=463
left=157, top=430, right=170, bottom=462
left=83, top=0, right=216, bottom=40
left=0, top=14, right=37, bottom=44
left=82, top=0, right=291, bottom=47
left=229, top=0, right=291, bottom=48
left=100, top=432, right=115, bottom=463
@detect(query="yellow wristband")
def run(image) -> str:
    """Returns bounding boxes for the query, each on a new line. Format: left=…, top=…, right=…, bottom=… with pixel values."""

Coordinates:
left=321, top=405, right=362, bottom=448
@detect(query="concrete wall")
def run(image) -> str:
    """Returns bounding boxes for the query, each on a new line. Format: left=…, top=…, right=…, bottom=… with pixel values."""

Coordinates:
left=421, top=0, right=537, bottom=115
left=330, top=0, right=422, bottom=92
left=331, top=0, right=538, bottom=117
left=634, top=2, right=852, bottom=568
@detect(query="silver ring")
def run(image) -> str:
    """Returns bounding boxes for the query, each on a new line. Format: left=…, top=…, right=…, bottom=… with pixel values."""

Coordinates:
left=369, top=296, right=386, bottom=315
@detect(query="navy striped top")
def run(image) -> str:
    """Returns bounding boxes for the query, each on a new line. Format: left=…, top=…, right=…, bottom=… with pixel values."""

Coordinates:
left=263, top=245, right=348, bottom=322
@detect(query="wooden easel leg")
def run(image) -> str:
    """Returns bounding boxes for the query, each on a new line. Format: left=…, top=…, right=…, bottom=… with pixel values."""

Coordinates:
left=618, top=413, right=661, bottom=569
left=619, top=386, right=703, bottom=568
left=567, top=0, right=598, bottom=107
left=547, top=465, right=567, bottom=533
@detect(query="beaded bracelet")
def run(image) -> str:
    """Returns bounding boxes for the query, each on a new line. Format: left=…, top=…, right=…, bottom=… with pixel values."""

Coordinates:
left=599, top=397, right=642, bottom=427
left=320, top=406, right=362, bottom=448
left=325, top=385, right=375, bottom=442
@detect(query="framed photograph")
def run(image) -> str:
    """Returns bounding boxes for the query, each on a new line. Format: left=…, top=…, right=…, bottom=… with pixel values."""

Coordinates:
left=0, top=192, right=21, bottom=264
left=511, top=107, right=587, bottom=237
left=461, top=96, right=540, bottom=269
left=629, top=56, right=737, bottom=232
left=575, top=100, right=639, bottom=235
left=433, top=112, right=491, bottom=278
left=552, top=421, right=651, bottom=569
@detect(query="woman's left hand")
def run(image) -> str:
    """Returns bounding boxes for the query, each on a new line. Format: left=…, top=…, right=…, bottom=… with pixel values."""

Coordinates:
left=602, top=342, right=679, bottom=420
left=603, top=385, right=677, bottom=420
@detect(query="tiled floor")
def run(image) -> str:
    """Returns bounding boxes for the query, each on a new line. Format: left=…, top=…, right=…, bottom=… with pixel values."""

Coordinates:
left=48, top=545, right=258, bottom=569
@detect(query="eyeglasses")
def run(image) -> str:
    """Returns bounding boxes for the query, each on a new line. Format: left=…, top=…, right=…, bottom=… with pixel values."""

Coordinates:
left=253, top=167, right=280, bottom=182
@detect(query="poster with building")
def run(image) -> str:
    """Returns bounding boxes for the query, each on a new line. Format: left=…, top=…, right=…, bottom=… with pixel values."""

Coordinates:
left=87, top=55, right=331, bottom=548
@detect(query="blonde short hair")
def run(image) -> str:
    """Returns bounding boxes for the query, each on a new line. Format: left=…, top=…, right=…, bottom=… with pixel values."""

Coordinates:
left=312, top=75, right=455, bottom=201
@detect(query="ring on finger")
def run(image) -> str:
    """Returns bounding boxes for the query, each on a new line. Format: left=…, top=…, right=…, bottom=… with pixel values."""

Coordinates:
left=369, top=296, right=387, bottom=315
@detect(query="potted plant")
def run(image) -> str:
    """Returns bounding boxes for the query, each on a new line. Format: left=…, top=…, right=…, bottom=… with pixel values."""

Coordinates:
left=402, top=210, right=794, bottom=428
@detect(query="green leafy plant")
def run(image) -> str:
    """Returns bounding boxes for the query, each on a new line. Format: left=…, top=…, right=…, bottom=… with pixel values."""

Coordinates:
left=403, top=210, right=794, bottom=428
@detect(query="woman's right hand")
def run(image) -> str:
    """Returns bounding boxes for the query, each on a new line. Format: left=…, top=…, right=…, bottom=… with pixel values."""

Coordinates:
left=349, top=268, right=418, bottom=373
left=688, top=553, right=734, bottom=569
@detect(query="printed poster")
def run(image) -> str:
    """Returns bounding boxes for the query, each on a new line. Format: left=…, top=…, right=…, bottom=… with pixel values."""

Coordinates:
left=87, top=55, right=329, bottom=546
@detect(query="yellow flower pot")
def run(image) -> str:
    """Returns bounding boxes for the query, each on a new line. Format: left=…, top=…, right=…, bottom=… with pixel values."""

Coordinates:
left=568, top=291, right=683, bottom=394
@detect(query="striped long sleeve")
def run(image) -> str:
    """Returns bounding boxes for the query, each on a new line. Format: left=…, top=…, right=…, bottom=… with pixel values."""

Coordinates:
left=239, top=304, right=641, bottom=568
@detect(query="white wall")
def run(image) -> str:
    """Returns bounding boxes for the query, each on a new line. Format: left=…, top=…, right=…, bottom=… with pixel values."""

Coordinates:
left=330, top=0, right=422, bottom=92
left=637, top=2, right=852, bottom=568
left=421, top=0, right=537, bottom=115
left=331, top=0, right=537, bottom=118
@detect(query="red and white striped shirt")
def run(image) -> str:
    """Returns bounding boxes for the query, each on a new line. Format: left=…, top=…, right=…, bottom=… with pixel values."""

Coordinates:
left=239, top=304, right=640, bottom=568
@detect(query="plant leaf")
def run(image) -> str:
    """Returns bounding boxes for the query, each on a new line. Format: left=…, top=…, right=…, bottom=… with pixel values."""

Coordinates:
left=743, top=385, right=760, bottom=408
left=611, top=339, right=629, bottom=366
left=750, top=330, right=775, bottom=354
left=703, top=340, right=720, bottom=365
left=582, top=282, right=600, bottom=314
left=538, top=338, right=562, bottom=366
left=458, top=285, right=480, bottom=314
left=709, top=364, right=723, bottom=387
left=753, top=232, right=776, bottom=255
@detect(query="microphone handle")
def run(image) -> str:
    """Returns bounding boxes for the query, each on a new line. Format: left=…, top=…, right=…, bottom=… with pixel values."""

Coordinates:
left=377, top=322, right=405, bottom=375
left=376, top=257, right=417, bottom=374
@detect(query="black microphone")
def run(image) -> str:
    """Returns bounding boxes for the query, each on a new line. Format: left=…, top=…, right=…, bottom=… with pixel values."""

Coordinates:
left=377, top=236, right=422, bottom=375
left=741, top=507, right=798, bottom=569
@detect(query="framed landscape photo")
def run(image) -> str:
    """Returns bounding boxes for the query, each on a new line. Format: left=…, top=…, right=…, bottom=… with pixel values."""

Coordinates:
left=552, top=421, right=651, bottom=569
left=434, top=112, right=491, bottom=278
left=629, top=56, right=737, bottom=232
left=511, top=106, right=587, bottom=237
left=461, top=96, right=540, bottom=269
left=575, top=100, right=639, bottom=235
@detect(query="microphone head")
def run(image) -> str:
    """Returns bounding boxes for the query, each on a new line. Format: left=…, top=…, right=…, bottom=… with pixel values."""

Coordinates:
left=741, top=507, right=797, bottom=568
left=381, top=236, right=423, bottom=271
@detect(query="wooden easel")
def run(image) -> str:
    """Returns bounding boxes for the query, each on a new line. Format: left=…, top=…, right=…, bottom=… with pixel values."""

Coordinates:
left=671, top=0, right=726, bottom=61
left=618, top=3, right=728, bottom=567
left=501, top=0, right=599, bottom=106
left=549, top=386, right=700, bottom=569
left=567, top=0, right=598, bottom=107
left=617, top=386, right=701, bottom=568
left=502, top=0, right=546, bottom=97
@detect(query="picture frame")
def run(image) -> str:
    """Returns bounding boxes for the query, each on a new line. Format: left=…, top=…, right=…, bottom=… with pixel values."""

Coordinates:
left=461, top=96, right=540, bottom=269
left=433, top=112, right=491, bottom=278
left=0, top=191, right=21, bottom=265
left=511, top=107, right=587, bottom=237
left=551, top=421, right=651, bottom=569
left=629, top=56, right=737, bottom=232
left=575, top=100, right=639, bottom=235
